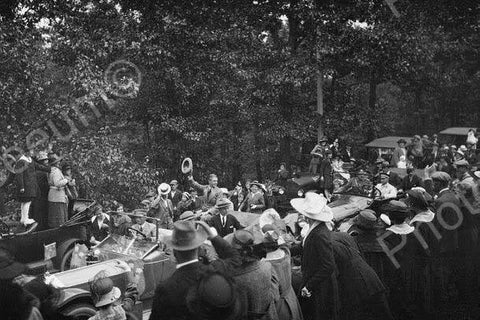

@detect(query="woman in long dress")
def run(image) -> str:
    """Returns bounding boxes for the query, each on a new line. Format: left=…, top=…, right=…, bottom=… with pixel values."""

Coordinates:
left=47, top=155, right=70, bottom=228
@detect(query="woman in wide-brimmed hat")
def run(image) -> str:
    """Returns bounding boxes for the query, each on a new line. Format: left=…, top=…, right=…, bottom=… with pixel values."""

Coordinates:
left=243, top=181, right=266, bottom=214
left=261, top=223, right=304, bottom=320
left=290, top=192, right=338, bottom=320
left=223, top=229, right=280, bottom=320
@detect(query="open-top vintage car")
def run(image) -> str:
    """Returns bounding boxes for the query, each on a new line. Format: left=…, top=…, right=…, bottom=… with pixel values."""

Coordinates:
left=51, top=229, right=176, bottom=320
left=0, top=199, right=96, bottom=273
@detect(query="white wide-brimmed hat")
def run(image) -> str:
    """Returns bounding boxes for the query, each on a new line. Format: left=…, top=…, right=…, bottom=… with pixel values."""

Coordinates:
left=158, top=183, right=171, bottom=195
left=290, top=193, right=333, bottom=222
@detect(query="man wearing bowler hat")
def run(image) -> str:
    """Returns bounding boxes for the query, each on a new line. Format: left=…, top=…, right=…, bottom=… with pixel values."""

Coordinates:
left=149, top=220, right=241, bottom=320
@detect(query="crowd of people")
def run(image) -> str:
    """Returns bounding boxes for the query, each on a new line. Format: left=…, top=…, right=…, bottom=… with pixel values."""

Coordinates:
left=0, top=148, right=78, bottom=231
left=1, top=128, right=480, bottom=320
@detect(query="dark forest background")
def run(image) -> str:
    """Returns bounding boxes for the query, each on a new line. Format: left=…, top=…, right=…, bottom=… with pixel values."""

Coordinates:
left=0, top=0, right=479, bottom=208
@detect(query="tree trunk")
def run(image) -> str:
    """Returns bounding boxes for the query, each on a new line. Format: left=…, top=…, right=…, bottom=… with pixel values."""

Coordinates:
left=367, top=68, right=378, bottom=141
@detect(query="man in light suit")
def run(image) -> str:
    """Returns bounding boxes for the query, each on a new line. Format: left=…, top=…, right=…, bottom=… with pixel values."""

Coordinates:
left=150, top=183, right=174, bottom=229
left=130, top=208, right=157, bottom=241
left=209, top=198, right=243, bottom=237
left=188, top=173, right=222, bottom=209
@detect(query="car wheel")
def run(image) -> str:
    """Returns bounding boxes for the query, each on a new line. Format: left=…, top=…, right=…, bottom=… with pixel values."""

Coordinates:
left=60, top=246, right=75, bottom=271
left=60, top=302, right=96, bottom=320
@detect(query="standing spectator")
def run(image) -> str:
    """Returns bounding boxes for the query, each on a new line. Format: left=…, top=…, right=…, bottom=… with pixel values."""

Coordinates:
left=318, top=149, right=334, bottom=199
left=262, top=225, right=304, bottom=320
left=209, top=198, right=242, bottom=237
left=189, top=174, right=222, bottom=209
left=47, top=154, right=70, bottom=228
left=186, top=271, right=244, bottom=320
left=408, top=135, right=425, bottom=168
left=168, top=180, right=183, bottom=209
left=30, top=151, right=49, bottom=230
left=149, top=220, right=241, bottom=320
left=391, top=139, right=407, bottom=168
left=175, top=192, right=194, bottom=221
left=62, top=163, right=78, bottom=219
left=243, top=181, right=266, bottom=214
left=14, top=147, right=50, bottom=226
left=150, top=183, right=174, bottom=229
left=189, top=188, right=204, bottom=211
left=290, top=193, right=337, bottom=320
left=331, top=232, right=393, bottom=320
left=340, top=145, right=354, bottom=163
left=0, top=253, right=45, bottom=320
left=425, top=142, right=441, bottom=166
left=224, top=229, right=280, bottom=320
left=87, top=205, right=112, bottom=246
left=276, top=163, right=290, bottom=186
left=230, top=181, right=246, bottom=211
left=309, top=137, right=328, bottom=174
left=401, top=167, right=423, bottom=192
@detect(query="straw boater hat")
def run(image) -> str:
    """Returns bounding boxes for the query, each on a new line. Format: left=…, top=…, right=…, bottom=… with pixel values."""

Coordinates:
left=181, top=158, right=193, bottom=174
left=249, top=181, right=265, bottom=192
left=158, top=183, right=171, bottom=195
left=165, top=221, right=208, bottom=251
left=90, top=277, right=121, bottom=308
left=290, top=193, right=333, bottom=222
left=397, top=139, right=407, bottom=144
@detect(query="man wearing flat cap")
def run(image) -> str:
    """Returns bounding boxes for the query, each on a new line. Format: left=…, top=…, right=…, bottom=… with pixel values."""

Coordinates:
left=168, top=180, right=183, bottom=209
left=149, top=220, right=241, bottom=320
left=375, top=172, right=397, bottom=200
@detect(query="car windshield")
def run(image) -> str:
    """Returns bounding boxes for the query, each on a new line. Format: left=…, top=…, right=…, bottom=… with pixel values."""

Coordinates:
left=333, top=172, right=374, bottom=198
left=96, top=234, right=160, bottom=260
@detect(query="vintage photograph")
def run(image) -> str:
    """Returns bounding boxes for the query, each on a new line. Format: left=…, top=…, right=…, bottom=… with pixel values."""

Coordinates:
left=0, top=1, right=479, bottom=319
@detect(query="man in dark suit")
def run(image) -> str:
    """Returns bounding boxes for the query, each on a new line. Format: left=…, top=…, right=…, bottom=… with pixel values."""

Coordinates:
left=168, top=179, right=183, bottom=209
left=290, top=192, right=337, bottom=320
left=209, top=198, right=243, bottom=237
left=149, top=220, right=241, bottom=320
left=401, top=167, right=423, bottom=192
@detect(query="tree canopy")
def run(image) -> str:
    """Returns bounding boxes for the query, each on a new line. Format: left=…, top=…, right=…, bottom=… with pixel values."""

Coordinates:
left=1, top=0, right=479, bottom=208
